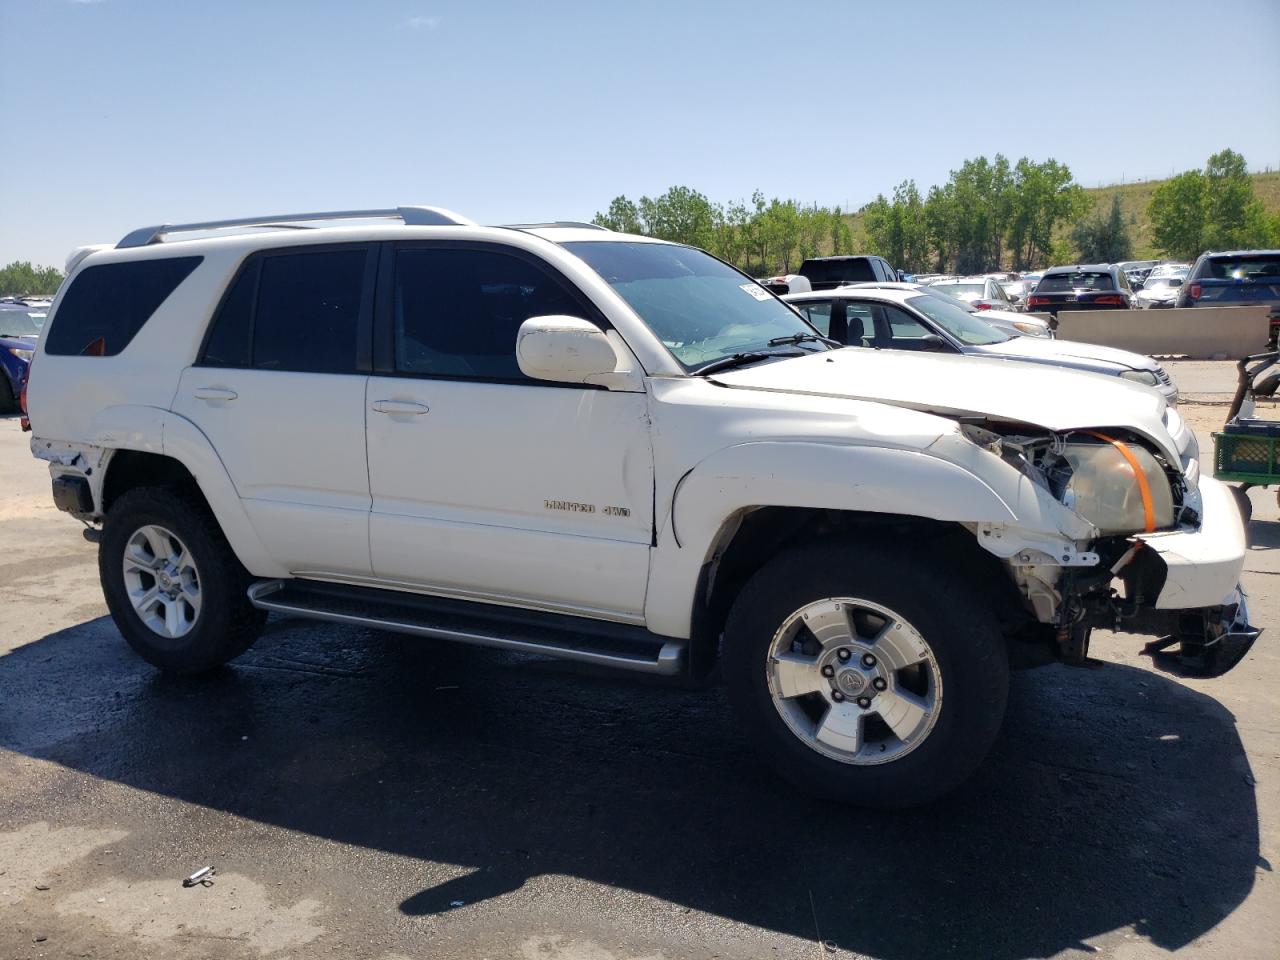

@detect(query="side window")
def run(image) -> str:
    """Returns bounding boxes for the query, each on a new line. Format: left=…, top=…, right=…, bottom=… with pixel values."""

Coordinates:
left=794, top=301, right=833, bottom=337
left=45, top=257, right=202, bottom=356
left=878, top=260, right=895, bottom=281
left=198, top=247, right=371, bottom=373
left=254, top=250, right=368, bottom=373
left=392, top=247, right=587, bottom=382
left=841, top=301, right=876, bottom=347
left=879, top=305, right=937, bottom=350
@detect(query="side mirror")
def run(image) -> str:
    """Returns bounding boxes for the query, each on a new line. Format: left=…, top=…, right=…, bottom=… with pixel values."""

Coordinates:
left=517, top=315, right=623, bottom=386
left=920, top=334, right=952, bottom=352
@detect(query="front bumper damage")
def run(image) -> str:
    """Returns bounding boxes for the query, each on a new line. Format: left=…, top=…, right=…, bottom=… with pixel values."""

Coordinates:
left=1086, top=477, right=1261, bottom=677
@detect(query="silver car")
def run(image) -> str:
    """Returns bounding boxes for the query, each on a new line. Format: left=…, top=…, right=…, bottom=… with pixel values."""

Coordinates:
left=840, top=281, right=1052, bottom=338
left=784, top=286, right=1178, bottom=403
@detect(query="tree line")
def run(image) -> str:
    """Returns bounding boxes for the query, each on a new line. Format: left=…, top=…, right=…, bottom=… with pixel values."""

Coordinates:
left=0, top=261, right=63, bottom=297
left=594, top=149, right=1279, bottom=276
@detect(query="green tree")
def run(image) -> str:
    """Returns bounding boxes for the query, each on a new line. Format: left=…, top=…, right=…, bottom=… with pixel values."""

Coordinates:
left=0, top=261, right=64, bottom=297
left=1070, top=195, right=1133, bottom=263
left=1149, top=170, right=1207, bottom=259
left=1203, top=148, right=1271, bottom=249
left=591, top=196, right=643, bottom=233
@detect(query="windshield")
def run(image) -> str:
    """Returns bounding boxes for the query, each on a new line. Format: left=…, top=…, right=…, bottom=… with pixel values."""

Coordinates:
left=933, top=282, right=985, bottom=299
left=564, top=241, right=825, bottom=370
left=905, top=294, right=1010, bottom=345
left=0, top=309, right=45, bottom=337
left=1036, top=272, right=1115, bottom=292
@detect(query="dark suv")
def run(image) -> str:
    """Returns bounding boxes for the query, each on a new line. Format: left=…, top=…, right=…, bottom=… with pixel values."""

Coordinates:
left=797, top=255, right=900, bottom=290
left=1177, top=250, right=1280, bottom=346
left=1026, top=264, right=1135, bottom=317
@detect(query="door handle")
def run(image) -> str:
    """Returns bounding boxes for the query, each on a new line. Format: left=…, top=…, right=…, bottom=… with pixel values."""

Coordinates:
left=371, top=399, right=430, bottom=416
left=193, top=387, right=238, bottom=402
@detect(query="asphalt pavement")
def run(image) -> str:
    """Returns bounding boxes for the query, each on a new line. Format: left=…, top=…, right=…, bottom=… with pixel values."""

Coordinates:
left=1, top=375, right=1277, bottom=959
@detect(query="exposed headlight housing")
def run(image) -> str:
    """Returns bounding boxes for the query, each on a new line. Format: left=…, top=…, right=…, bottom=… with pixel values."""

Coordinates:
left=8, top=347, right=33, bottom=362
left=1060, top=439, right=1174, bottom=535
left=1119, top=369, right=1159, bottom=387
left=1011, top=320, right=1050, bottom=338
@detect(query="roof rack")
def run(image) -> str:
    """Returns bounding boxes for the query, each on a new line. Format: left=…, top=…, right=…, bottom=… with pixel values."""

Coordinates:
left=501, top=221, right=610, bottom=232
left=116, top=206, right=477, bottom=249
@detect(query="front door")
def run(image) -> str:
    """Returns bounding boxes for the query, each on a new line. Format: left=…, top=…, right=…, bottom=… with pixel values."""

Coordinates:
left=364, top=242, right=653, bottom=621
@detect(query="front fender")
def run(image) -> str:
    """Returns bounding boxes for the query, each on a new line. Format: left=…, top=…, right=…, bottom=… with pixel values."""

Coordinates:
left=644, top=441, right=1021, bottom=638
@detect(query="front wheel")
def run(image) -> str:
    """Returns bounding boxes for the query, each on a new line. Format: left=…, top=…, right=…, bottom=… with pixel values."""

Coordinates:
left=723, top=542, right=1009, bottom=808
left=100, top=486, right=266, bottom=673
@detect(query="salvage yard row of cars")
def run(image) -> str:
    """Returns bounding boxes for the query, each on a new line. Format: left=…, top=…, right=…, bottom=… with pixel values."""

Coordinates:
left=13, top=209, right=1264, bottom=809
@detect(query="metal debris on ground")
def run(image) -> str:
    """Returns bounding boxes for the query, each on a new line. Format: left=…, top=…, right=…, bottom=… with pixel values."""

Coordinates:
left=182, top=865, right=216, bottom=888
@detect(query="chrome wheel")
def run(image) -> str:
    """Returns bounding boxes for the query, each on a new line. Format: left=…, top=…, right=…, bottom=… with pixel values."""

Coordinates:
left=121, top=524, right=202, bottom=639
left=766, top=597, right=942, bottom=765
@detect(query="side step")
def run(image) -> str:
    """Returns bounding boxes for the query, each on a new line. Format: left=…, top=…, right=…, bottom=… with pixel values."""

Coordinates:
left=247, top=579, right=686, bottom=676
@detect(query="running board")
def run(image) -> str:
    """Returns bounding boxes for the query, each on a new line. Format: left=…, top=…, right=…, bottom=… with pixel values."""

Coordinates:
left=247, top=579, right=686, bottom=676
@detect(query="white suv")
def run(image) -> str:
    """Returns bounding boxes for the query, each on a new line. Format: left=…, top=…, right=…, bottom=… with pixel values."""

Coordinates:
left=26, top=206, right=1258, bottom=808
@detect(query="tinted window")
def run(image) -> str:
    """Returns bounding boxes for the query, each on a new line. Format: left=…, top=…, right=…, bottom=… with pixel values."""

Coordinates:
left=1037, top=271, right=1115, bottom=293
left=799, top=258, right=876, bottom=284
left=252, top=250, right=367, bottom=374
left=393, top=248, right=586, bottom=381
left=1205, top=254, right=1280, bottom=281
left=200, top=259, right=257, bottom=367
left=45, top=257, right=201, bottom=356
left=881, top=304, right=934, bottom=347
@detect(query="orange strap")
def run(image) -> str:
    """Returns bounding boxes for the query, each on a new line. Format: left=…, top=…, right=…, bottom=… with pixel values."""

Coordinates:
left=1084, top=431, right=1156, bottom=533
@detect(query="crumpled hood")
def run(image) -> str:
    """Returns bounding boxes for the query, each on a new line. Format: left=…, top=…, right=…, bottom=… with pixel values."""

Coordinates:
left=979, top=335, right=1156, bottom=372
left=710, top=347, right=1179, bottom=462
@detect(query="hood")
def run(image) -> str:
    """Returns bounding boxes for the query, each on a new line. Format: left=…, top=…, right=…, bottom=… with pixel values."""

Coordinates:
left=0, top=334, right=35, bottom=352
left=709, top=348, right=1178, bottom=462
left=978, top=335, right=1155, bottom=372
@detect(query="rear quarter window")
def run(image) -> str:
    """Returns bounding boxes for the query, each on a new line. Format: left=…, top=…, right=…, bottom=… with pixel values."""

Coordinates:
left=44, top=257, right=202, bottom=356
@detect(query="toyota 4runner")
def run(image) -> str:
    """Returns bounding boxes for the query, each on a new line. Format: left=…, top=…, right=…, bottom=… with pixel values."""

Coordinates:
left=26, top=206, right=1259, bottom=808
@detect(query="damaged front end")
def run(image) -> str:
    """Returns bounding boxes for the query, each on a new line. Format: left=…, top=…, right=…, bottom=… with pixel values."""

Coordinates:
left=951, top=416, right=1261, bottom=679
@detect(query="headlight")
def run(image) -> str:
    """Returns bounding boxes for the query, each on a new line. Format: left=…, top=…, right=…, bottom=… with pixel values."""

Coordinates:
left=1119, top=369, right=1159, bottom=386
left=1061, top=440, right=1174, bottom=534
left=1012, top=321, right=1049, bottom=338
left=7, top=348, right=33, bottom=362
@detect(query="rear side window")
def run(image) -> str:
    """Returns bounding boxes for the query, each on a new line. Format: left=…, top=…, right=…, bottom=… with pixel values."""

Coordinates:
left=45, top=257, right=202, bottom=356
left=800, top=259, right=876, bottom=284
left=199, top=247, right=372, bottom=374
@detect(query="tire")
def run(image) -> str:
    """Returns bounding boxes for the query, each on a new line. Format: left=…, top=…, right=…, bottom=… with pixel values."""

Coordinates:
left=100, top=486, right=266, bottom=673
left=723, top=540, right=1009, bottom=809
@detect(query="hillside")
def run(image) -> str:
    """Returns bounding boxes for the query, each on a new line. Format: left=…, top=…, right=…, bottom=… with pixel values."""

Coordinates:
left=841, top=171, right=1280, bottom=263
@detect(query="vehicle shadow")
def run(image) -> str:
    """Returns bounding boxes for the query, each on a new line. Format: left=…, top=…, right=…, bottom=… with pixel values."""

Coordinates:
left=0, top=614, right=1260, bottom=960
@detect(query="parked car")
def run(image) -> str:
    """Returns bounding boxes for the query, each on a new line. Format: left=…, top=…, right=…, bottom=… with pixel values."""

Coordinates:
left=27, top=207, right=1249, bottom=809
left=1135, top=274, right=1184, bottom=309
left=1026, top=264, right=1135, bottom=316
left=1117, top=259, right=1159, bottom=287
left=1176, top=250, right=1280, bottom=346
left=928, top=276, right=1022, bottom=312
left=999, top=278, right=1033, bottom=304
left=0, top=306, right=42, bottom=413
left=783, top=286, right=1177, bottom=403
left=840, top=281, right=1052, bottom=338
left=796, top=254, right=900, bottom=290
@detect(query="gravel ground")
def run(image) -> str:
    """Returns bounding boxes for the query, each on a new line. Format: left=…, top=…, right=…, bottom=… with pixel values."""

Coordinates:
left=1, top=382, right=1277, bottom=960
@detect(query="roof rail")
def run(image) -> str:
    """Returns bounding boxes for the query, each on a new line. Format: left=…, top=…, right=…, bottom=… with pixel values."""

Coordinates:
left=501, top=221, right=610, bottom=232
left=116, top=206, right=477, bottom=249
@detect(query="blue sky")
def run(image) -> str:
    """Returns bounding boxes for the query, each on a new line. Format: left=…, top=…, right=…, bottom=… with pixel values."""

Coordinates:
left=3, top=0, right=1279, bottom=267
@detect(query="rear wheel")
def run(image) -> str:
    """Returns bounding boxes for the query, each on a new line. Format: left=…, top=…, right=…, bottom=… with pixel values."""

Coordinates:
left=723, top=541, right=1009, bottom=808
left=100, top=486, right=265, bottom=673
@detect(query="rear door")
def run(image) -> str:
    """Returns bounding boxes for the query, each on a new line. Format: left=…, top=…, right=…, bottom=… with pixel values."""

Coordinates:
left=172, top=244, right=377, bottom=576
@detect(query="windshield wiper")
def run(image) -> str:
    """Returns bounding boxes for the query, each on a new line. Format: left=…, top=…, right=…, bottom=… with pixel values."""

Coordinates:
left=767, top=332, right=840, bottom=347
left=694, top=349, right=805, bottom=376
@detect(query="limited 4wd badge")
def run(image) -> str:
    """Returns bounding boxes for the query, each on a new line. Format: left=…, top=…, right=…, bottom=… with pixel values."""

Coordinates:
left=544, top=499, right=630, bottom=517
